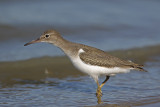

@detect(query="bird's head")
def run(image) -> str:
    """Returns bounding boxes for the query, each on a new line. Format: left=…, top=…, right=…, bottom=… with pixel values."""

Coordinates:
left=24, top=29, right=62, bottom=46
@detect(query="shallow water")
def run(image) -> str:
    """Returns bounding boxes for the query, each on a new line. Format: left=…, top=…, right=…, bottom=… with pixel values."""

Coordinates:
left=0, top=46, right=160, bottom=107
left=0, top=0, right=160, bottom=107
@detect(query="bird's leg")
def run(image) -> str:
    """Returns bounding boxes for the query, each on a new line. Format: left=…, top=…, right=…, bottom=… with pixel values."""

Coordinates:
left=100, top=76, right=110, bottom=89
left=95, top=79, right=103, bottom=104
left=96, top=80, right=102, bottom=97
left=96, top=76, right=110, bottom=97
left=97, top=94, right=102, bottom=104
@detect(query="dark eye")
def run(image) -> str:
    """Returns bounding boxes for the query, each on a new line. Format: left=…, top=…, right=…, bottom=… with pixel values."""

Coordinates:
left=45, top=34, right=50, bottom=38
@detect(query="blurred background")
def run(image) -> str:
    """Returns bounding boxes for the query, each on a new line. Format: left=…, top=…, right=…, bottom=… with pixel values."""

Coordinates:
left=0, top=0, right=160, bottom=107
left=1, top=0, right=160, bottom=61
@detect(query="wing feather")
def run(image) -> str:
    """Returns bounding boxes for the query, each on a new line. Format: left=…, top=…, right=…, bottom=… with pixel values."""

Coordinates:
left=79, top=47, right=145, bottom=70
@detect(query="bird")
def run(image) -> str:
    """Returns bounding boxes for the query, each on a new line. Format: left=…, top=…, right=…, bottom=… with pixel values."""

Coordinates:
left=24, top=29, right=147, bottom=97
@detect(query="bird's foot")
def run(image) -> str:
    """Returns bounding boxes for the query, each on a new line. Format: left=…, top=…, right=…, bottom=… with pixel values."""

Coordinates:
left=96, top=87, right=102, bottom=97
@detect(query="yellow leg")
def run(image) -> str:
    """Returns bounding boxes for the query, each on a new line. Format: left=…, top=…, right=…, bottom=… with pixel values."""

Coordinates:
left=96, top=81, right=102, bottom=97
left=96, top=88, right=102, bottom=104
left=96, top=76, right=110, bottom=97
left=96, top=86, right=102, bottom=97
left=100, top=76, right=110, bottom=88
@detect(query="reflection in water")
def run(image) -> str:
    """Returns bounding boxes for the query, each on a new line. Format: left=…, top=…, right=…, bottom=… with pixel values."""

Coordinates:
left=90, top=95, right=131, bottom=107
left=97, top=95, right=102, bottom=104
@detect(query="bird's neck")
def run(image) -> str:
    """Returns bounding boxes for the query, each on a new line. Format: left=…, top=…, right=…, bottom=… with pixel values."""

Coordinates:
left=52, top=36, right=72, bottom=52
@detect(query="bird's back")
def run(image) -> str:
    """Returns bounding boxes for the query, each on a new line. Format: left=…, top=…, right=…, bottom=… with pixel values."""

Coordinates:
left=70, top=43, right=147, bottom=72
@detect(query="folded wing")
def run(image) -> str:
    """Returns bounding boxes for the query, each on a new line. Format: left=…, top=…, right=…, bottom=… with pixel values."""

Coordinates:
left=79, top=47, right=147, bottom=72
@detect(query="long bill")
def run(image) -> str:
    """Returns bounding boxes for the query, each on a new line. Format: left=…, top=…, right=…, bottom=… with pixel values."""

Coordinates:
left=24, top=38, right=41, bottom=46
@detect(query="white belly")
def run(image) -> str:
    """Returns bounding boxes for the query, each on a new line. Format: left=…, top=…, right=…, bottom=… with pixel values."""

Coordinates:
left=69, top=56, right=131, bottom=80
left=66, top=49, right=131, bottom=81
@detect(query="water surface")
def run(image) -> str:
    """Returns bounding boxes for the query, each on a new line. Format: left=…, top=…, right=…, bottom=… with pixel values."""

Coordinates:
left=0, top=0, right=160, bottom=107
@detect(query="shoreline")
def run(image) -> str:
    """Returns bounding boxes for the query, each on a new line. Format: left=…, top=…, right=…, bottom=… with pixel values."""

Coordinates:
left=0, top=44, right=159, bottom=84
left=1, top=43, right=160, bottom=63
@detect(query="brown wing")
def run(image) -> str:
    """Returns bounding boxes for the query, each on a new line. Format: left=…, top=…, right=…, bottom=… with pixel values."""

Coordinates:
left=79, top=47, right=147, bottom=72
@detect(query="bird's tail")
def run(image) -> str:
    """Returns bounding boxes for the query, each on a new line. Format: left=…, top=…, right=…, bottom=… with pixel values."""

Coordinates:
left=134, top=64, right=148, bottom=72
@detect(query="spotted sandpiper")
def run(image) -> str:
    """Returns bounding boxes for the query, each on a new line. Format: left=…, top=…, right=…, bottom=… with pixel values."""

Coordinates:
left=24, top=29, right=147, bottom=97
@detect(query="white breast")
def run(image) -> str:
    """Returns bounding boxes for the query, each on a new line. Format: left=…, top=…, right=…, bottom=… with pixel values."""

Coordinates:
left=68, top=49, right=131, bottom=81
